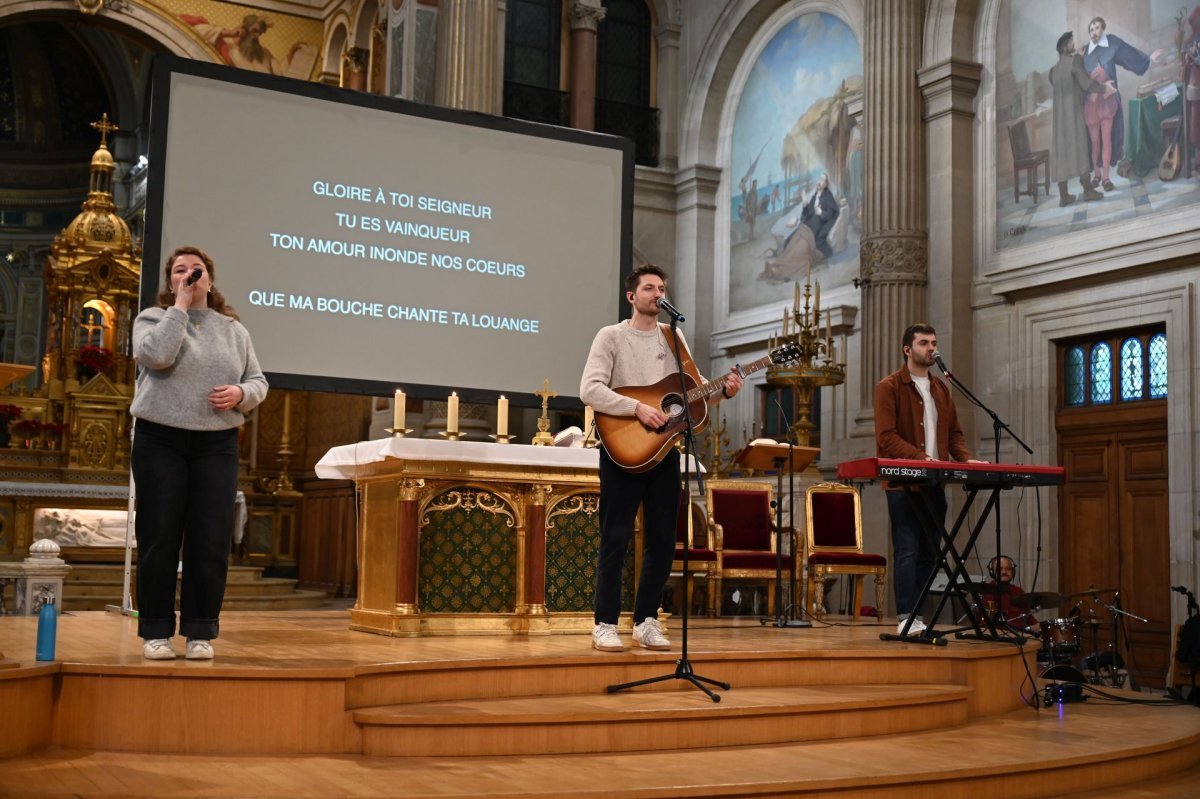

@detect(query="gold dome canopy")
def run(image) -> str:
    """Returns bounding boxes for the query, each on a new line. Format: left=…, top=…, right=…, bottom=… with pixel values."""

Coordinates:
left=51, top=114, right=135, bottom=258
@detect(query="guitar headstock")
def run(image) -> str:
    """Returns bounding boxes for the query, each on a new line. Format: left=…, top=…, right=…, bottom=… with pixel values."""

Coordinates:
left=769, top=341, right=803, bottom=366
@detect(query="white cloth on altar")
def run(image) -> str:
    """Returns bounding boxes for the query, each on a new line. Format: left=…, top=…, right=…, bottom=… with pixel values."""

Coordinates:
left=315, top=437, right=704, bottom=480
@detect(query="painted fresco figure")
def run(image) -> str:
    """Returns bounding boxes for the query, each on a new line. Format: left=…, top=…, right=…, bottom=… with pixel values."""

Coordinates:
left=1082, top=16, right=1162, bottom=192
left=1049, top=32, right=1111, bottom=206
left=1186, top=7, right=1200, bottom=175
left=800, top=173, right=839, bottom=258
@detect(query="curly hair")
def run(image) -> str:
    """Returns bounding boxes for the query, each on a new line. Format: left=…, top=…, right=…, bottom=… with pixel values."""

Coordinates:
left=155, top=246, right=239, bottom=321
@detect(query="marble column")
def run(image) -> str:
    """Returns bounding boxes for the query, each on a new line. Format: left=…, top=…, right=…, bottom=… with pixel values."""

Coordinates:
left=857, top=0, right=928, bottom=429
left=568, top=0, right=606, bottom=130
left=435, top=0, right=503, bottom=113
left=654, top=18, right=681, bottom=170
left=918, top=58, right=983, bottom=444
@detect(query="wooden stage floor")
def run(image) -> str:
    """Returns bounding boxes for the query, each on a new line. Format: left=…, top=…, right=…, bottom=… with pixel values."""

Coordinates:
left=2, top=611, right=1199, bottom=798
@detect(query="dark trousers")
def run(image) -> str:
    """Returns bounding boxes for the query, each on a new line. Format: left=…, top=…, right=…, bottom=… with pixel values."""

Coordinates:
left=594, top=446, right=681, bottom=625
left=887, top=487, right=947, bottom=618
left=132, top=419, right=239, bottom=640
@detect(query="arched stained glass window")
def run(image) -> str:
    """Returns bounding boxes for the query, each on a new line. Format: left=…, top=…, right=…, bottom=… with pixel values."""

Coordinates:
left=1149, top=333, right=1168, bottom=399
left=1064, top=346, right=1086, bottom=406
left=1120, top=338, right=1143, bottom=400
left=1090, top=343, right=1112, bottom=403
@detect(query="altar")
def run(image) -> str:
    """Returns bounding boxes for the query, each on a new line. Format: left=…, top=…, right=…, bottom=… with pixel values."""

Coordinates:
left=317, top=438, right=656, bottom=636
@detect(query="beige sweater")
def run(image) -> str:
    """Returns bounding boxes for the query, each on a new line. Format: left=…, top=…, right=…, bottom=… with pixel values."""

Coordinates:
left=579, top=321, right=698, bottom=416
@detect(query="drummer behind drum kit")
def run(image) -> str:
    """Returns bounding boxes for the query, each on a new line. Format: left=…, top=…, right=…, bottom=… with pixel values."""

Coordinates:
left=1013, top=587, right=1142, bottom=688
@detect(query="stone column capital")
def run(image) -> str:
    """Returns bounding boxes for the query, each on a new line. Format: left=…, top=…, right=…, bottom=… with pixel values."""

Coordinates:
left=655, top=21, right=682, bottom=50
left=917, top=58, right=983, bottom=122
left=568, top=0, right=607, bottom=33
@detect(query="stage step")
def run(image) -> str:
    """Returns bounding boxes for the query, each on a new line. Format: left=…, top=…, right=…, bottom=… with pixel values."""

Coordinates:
left=353, top=683, right=972, bottom=756
left=55, top=565, right=326, bottom=611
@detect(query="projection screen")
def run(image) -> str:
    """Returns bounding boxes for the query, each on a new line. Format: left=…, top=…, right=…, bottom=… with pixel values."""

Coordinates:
left=141, top=56, right=633, bottom=405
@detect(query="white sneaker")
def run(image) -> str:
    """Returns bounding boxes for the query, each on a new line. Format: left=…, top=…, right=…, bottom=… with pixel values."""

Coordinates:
left=632, top=617, right=671, bottom=651
left=592, top=622, right=624, bottom=652
left=142, top=638, right=176, bottom=660
left=897, top=617, right=927, bottom=636
left=186, top=639, right=214, bottom=660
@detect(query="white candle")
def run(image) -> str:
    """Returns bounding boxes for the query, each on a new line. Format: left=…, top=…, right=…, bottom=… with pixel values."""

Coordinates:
left=393, top=389, right=406, bottom=430
left=497, top=395, right=508, bottom=436
left=447, top=392, right=459, bottom=433
left=584, top=405, right=594, bottom=435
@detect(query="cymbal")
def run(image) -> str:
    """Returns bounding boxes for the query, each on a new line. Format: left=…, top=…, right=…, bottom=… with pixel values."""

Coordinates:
left=1011, top=591, right=1069, bottom=609
left=1069, top=587, right=1117, bottom=598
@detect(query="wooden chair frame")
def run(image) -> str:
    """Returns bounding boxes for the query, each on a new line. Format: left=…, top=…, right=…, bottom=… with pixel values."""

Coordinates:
left=706, top=479, right=799, bottom=617
left=805, top=482, right=886, bottom=621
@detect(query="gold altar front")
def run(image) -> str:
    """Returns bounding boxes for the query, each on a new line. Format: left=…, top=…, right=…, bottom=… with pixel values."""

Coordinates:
left=316, top=439, right=635, bottom=637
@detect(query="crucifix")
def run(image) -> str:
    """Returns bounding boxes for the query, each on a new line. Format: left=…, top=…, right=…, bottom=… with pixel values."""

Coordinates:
left=531, top=378, right=557, bottom=446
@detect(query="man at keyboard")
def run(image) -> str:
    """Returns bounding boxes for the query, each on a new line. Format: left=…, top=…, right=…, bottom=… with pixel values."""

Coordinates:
left=874, top=323, right=984, bottom=635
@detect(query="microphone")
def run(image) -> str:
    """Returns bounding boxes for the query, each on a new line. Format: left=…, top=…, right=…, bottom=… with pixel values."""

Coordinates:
left=1173, top=585, right=1192, bottom=595
left=655, top=296, right=685, bottom=322
left=185, top=267, right=203, bottom=286
left=931, top=350, right=952, bottom=377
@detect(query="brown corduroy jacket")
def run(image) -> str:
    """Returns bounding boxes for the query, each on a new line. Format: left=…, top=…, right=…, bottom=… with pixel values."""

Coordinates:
left=874, top=363, right=970, bottom=487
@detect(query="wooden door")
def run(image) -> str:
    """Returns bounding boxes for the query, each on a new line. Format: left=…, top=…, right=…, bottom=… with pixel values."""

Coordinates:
left=1058, top=413, right=1169, bottom=687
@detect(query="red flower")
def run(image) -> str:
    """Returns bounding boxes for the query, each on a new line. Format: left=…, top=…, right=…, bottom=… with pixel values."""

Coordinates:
left=0, top=404, right=23, bottom=422
left=74, top=346, right=114, bottom=372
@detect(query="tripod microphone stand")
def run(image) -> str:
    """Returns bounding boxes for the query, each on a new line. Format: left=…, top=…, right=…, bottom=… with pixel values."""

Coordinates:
left=932, top=352, right=1034, bottom=646
left=607, top=312, right=729, bottom=703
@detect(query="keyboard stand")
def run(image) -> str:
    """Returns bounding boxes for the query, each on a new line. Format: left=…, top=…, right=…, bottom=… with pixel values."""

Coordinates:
left=879, top=482, right=1005, bottom=646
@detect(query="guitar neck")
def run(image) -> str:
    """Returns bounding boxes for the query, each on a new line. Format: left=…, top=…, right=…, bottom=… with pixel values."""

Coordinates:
left=685, top=355, right=772, bottom=403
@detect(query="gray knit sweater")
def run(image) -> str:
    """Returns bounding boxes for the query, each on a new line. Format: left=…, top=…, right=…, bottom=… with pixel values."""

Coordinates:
left=130, top=306, right=268, bottom=431
left=579, top=321, right=698, bottom=416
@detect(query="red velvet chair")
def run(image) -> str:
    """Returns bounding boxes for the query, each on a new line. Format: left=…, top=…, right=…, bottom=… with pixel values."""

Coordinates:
left=671, top=492, right=718, bottom=617
left=706, top=480, right=797, bottom=616
left=805, top=482, right=886, bottom=620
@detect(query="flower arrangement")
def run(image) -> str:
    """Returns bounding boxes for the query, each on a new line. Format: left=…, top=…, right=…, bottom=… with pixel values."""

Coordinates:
left=0, top=403, right=23, bottom=422
left=12, top=419, right=43, bottom=437
left=74, top=346, right=114, bottom=373
left=12, top=419, right=43, bottom=438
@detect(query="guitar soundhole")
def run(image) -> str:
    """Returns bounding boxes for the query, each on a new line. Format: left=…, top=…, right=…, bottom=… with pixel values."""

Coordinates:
left=662, top=393, right=685, bottom=419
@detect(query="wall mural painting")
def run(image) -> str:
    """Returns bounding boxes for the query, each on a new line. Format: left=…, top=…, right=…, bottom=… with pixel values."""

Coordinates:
left=728, top=12, right=863, bottom=315
left=995, top=1, right=1200, bottom=250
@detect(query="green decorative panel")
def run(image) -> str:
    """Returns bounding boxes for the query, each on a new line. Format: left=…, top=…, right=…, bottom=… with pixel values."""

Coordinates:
left=418, top=488, right=517, bottom=613
left=545, top=492, right=633, bottom=613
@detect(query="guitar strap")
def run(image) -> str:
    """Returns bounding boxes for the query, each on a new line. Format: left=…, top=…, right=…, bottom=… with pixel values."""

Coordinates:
left=659, top=323, right=704, bottom=387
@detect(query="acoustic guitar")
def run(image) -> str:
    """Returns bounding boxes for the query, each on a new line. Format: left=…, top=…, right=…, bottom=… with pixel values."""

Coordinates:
left=595, top=342, right=802, bottom=472
left=1159, top=121, right=1183, bottom=182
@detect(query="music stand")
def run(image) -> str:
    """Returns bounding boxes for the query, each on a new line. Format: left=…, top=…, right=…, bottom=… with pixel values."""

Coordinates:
left=734, top=441, right=819, bottom=627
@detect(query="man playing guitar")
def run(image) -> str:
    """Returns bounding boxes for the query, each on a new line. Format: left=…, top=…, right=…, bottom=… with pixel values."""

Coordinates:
left=580, top=264, right=743, bottom=652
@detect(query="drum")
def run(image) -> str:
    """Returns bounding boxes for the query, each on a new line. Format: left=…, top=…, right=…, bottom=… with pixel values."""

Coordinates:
left=1041, top=618, right=1082, bottom=663
left=1040, top=664, right=1086, bottom=683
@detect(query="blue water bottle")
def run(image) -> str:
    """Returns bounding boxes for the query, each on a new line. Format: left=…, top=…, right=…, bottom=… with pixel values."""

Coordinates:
left=36, top=592, right=57, bottom=662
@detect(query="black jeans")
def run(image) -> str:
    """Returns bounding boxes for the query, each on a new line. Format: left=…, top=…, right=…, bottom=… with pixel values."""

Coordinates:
left=887, top=487, right=947, bottom=618
left=132, top=419, right=239, bottom=640
left=594, top=446, right=680, bottom=625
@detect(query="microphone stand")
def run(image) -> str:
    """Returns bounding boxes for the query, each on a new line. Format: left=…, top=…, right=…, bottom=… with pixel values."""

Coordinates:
left=935, top=356, right=1033, bottom=645
left=763, top=394, right=809, bottom=627
left=607, top=311, right=729, bottom=703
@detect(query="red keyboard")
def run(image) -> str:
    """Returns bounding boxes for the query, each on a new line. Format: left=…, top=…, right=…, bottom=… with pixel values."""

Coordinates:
left=838, top=457, right=1065, bottom=487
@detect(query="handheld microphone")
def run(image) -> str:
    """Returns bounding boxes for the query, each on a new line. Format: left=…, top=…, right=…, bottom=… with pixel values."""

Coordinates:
left=186, top=267, right=203, bottom=286
left=931, top=350, right=952, bottom=377
left=655, top=296, right=685, bottom=322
